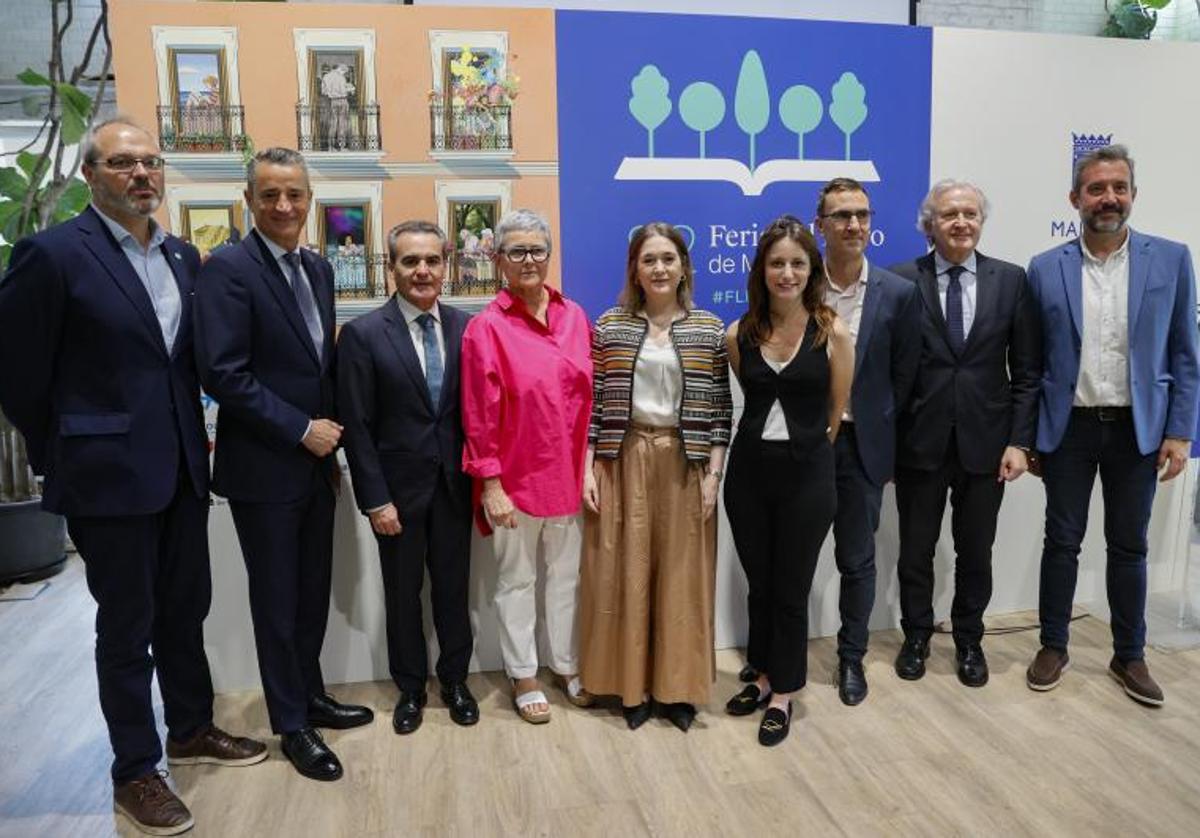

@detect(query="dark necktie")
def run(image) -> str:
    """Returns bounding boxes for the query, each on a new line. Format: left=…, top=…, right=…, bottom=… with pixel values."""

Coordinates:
left=946, top=264, right=966, bottom=354
left=417, top=312, right=444, bottom=407
left=283, top=252, right=324, bottom=360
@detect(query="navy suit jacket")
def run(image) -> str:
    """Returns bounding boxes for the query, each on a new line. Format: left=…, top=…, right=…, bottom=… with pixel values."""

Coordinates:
left=0, top=206, right=208, bottom=516
left=337, top=298, right=472, bottom=516
left=891, top=251, right=1042, bottom=473
left=1028, top=231, right=1199, bottom=455
left=846, top=263, right=922, bottom=486
left=194, top=229, right=338, bottom=503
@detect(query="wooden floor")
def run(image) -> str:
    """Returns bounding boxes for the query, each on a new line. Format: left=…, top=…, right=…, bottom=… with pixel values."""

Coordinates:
left=3, top=558, right=1200, bottom=837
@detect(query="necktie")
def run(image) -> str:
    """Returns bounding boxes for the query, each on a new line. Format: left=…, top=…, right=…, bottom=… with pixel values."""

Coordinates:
left=283, top=252, right=324, bottom=360
left=417, top=312, right=444, bottom=407
left=945, top=264, right=966, bottom=354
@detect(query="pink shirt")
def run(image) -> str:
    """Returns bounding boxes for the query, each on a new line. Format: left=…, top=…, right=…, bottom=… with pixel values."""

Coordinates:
left=461, top=286, right=593, bottom=520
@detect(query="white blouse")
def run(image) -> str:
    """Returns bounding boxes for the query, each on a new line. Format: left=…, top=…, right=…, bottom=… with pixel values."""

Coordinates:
left=761, top=356, right=790, bottom=441
left=631, top=338, right=682, bottom=427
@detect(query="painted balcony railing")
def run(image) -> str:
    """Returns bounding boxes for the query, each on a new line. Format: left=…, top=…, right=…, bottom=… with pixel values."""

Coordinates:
left=429, top=103, right=512, bottom=152
left=157, top=105, right=248, bottom=153
left=296, top=102, right=382, bottom=152
left=444, top=251, right=501, bottom=297
left=329, top=252, right=391, bottom=300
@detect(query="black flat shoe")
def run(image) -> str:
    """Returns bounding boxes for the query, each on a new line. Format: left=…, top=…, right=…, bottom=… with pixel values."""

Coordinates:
left=725, top=683, right=771, bottom=716
left=281, top=727, right=343, bottom=781
left=837, top=659, right=868, bottom=706
left=758, top=702, right=792, bottom=747
left=895, top=633, right=931, bottom=681
left=664, top=702, right=696, bottom=732
left=738, top=664, right=759, bottom=683
left=623, top=701, right=653, bottom=730
left=308, top=692, right=374, bottom=730
left=392, top=691, right=428, bottom=735
left=440, top=682, right=480, bottom=726
left=956, top=644, right=989, bottom=688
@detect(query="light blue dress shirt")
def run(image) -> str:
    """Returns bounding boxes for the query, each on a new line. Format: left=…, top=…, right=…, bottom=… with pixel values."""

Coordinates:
left=93, top=205, right=181, bottom=353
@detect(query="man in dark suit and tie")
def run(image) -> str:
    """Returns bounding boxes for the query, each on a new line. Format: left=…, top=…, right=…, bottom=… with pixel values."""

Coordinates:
left=194, top=147, right=372, bottom=782
left=1026, top=144, right=1198, bottom=706
left=890, top=180, right=1042, bottom=687
left=338, top=220, right=478, bottom=735
left=814, top=178, right=922, bottom=705
left=0, top=118, right=266, bottom=836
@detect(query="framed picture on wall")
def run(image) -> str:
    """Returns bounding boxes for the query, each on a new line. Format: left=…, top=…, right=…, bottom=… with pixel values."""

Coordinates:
left=168, top=47, right=227, bottom=139
left=447, top=197, right=499, bottom=296
left=307, top=48, right=364, bottom=151
left=180, top=202, right=241, bottom=259
left=318, top=201, right=372, bottom=295
left=438, top=46, right=506, bottom=149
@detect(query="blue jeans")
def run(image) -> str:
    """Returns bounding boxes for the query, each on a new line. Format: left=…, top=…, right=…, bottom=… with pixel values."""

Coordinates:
left=1039, top=408, right=1158, bottom=661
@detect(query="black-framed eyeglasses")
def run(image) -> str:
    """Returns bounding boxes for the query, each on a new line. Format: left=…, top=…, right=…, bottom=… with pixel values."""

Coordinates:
left=502, top=246, right=550, bottom=263
left=99, top=156, right=165, bottom=173
left=821, top=209, right=873, bottom=225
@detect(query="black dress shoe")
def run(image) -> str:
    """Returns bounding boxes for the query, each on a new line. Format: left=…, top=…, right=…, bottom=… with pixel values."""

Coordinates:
left=307, top=693, right=374, bottom=730
left=281, top=727, right=343, bottom=782
left=440, top=682, right=480, bottom=726
left=623, top=701, right=653, bottom=730
left=392, top=691, right=427, bottom=735
left=956, top=644, right=989, bottom=687
left=663, top=702, right=696, bottom=732
left=738, top=664, right=759, bottom=683
left=895, top=633, right=931, bottom=681
left=725, top=683, right=770, bottom=716
left=758, top=702, right=791, bottom=747
left=837, top=659, right=868, bottom=706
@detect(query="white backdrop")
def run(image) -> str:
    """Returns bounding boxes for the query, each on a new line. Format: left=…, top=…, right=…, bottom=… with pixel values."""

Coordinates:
left=204, top=25, right=1200, bottom=691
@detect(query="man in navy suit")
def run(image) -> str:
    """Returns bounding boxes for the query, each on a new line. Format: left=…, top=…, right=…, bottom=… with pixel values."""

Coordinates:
left=815, top=178, right=922, bottom=705
left=890, top=180, right=1042, bottom=687
left=338, top=220, right=478, bottom=736
left=194, top=147, right=371, bottom=782
left=1026, top=145, right=1199, bottom=706
left=0, top=118, right=265, bottom=836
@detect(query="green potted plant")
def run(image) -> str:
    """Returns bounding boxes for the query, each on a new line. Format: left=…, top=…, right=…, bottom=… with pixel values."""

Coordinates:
left=1102, top=0, right=1173, bottom=38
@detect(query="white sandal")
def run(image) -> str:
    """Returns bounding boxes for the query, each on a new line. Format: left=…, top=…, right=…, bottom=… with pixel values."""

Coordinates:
left=513, top=689, right=551, bottom=724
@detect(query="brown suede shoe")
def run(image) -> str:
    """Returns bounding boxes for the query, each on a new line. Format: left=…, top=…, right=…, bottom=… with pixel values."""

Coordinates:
left=1026, top=646, right=1070, bottom=691
left=166, top=724, right=268, bottom=767
left=1109, top=656, right=1165, bottom=707
left=114, top=771, right=194, bottom=836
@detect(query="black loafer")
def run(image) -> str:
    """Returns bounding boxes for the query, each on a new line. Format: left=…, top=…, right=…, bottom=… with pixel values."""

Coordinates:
left=725, top=683, right=770, bottom=716
left=623, top=701, right=653, bottom=730
left=837, top=659, right=868, bottom=706
left=392, top=691, right=428, bottom=735
left=281, top=727, right=342, bottom=782
left=663, top=702, right=696, bottom=732
left=758, top=702, right=792, bottom=747
left=956, top=644, right=989, bottom=687
left=308, top=692, right=374, bottom=730
left=895, top=633, right=931, bottom=681
left=738, top=664, right=759, bottom=683
left=440, top=682, right=480, bottom=726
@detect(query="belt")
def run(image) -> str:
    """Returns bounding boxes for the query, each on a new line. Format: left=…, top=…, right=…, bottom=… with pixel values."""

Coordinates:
left=1072, top=405, right=1132, bottom=422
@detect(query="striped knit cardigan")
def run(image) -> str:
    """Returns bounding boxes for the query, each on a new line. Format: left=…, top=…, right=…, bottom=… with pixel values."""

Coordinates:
left=588, top=306, right=733, bottom=461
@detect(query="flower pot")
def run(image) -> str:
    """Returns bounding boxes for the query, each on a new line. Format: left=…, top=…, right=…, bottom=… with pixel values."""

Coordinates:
left=0, top=499, right=67, bottom=585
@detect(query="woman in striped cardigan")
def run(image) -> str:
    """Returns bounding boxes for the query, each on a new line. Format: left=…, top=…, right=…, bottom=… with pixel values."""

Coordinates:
left=577, top=222, right=733, bottom=731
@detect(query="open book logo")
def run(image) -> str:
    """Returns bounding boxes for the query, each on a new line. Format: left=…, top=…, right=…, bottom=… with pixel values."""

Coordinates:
left=618, top=50, right=879, bottom=196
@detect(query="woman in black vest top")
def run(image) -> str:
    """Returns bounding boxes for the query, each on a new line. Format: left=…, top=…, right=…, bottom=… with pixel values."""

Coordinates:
left=723, top=216, right=853, bottom=746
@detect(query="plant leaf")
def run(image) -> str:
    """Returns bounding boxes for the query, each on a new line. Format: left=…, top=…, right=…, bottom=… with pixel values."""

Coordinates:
left=0, top=167, right=30, bottom=200
left=16, top=151, right=42, bottom=181
left=54, top=179, right=90, bottom=221
left=55, top=83, right=92, bottom=145
left=17, top=68, right=52, bottom=88
left=20, top=93, right=43, bottom=118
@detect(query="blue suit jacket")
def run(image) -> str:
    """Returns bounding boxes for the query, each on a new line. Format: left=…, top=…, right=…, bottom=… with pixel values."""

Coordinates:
left=193, top=229, right=338, bottom=503
left=0, top=206, right=209, bottom=516
left=1028, top=231, right=1199, bottom=455
left=848, top=264, right=922, bottom=486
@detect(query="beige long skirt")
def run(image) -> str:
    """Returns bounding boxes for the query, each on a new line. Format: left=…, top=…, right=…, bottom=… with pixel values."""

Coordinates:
left=578, top=425, right=717, bottom=706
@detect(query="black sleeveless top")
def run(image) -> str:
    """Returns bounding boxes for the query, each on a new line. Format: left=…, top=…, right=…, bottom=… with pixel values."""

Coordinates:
left=736, top=317, right=830, bottom=459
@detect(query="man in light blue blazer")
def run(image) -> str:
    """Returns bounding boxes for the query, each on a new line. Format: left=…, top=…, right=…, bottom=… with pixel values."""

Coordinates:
left=1026, top=144, right=1199, bottom=706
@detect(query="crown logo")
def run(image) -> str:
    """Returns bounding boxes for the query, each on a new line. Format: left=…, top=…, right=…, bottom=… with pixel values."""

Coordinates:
left=1072, top=132, right=1114, bottom=164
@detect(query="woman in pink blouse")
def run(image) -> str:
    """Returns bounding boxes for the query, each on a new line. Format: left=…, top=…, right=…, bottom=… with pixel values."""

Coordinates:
left=460, top=209, right=594, bottom=724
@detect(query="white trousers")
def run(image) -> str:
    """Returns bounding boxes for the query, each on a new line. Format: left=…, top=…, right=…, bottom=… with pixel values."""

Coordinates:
left=490, top=510, right=582, bottom=680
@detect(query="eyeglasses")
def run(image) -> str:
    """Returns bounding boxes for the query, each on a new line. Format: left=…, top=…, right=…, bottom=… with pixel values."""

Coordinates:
left=502, top=247, right=550, bottom=263
left=99, top=156, right=165, bottom=173
left=821, top=209, right=873, bottom=225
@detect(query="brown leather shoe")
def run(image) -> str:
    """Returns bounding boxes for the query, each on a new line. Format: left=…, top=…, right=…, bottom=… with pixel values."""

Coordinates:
left=113, top=771, right=194, bottom=836
left=166, top=724, right=268, bottom=767
left=1026, top=646, right=1070, bottom=691
left=1109, top=656, right=1165, bottom=706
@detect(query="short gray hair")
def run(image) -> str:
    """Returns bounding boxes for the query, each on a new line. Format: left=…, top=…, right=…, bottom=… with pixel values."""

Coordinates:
left=1072, top=143, right=1135, bottom=194
left=386, top=220, right=446, bottom=264
left=495, top=208, right=552, bottom=254
left=246, top=147, right=309, bottom=193
left=916, top=179, right=990, bottom=235
left=80, top=115, right=154, bottom=166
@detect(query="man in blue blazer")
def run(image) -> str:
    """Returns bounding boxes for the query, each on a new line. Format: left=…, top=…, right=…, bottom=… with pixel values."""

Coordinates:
left=815, top=178, right=922, bottom=705
left=194, top=147, right=371, bottom=782
left=337, top=220, right=477, bottom=736
left=0, top=118, right=265, bottom=835
left=1026, top=144, right=1199, bottom=706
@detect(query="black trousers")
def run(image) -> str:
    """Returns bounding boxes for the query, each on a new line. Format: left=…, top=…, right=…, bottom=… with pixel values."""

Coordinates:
left=67, top=473, right=214, bottom=784
left=895, top=431, right=1005, bottom=646
left=832, top=425, right=884, bottom=662
left=229, top=469, right=335, bottom=734
left=377, top=476, right=474, bottom=694
left=725, top=439, right=835, bottom=693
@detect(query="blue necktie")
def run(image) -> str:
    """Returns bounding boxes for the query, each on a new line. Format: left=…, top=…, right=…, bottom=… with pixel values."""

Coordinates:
left=283, top=252, right=324, bottom=360
left=946, top=264, right=966, bottom=354
left=417, top=312, right=443, bottom=407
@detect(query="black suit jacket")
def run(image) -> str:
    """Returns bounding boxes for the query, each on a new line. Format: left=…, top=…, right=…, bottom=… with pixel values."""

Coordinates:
left=337, top=298, right=472, bottom=517
left=0, top=206, right=208, bottom=516
left=890, top=251, right=1042, bottom=474
left=194, top=229, right=338, bottom=503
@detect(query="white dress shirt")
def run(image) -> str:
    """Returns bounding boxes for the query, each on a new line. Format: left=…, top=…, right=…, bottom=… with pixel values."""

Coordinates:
left=395, top=294, right=445, bottom=376
left=1074, top=234, right=1131, bottom=407
left=824, top=257, right=870, bottom=422
left=93, top=206, right=181, bottom=353
left=934, top=250, right=978, bottom=338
